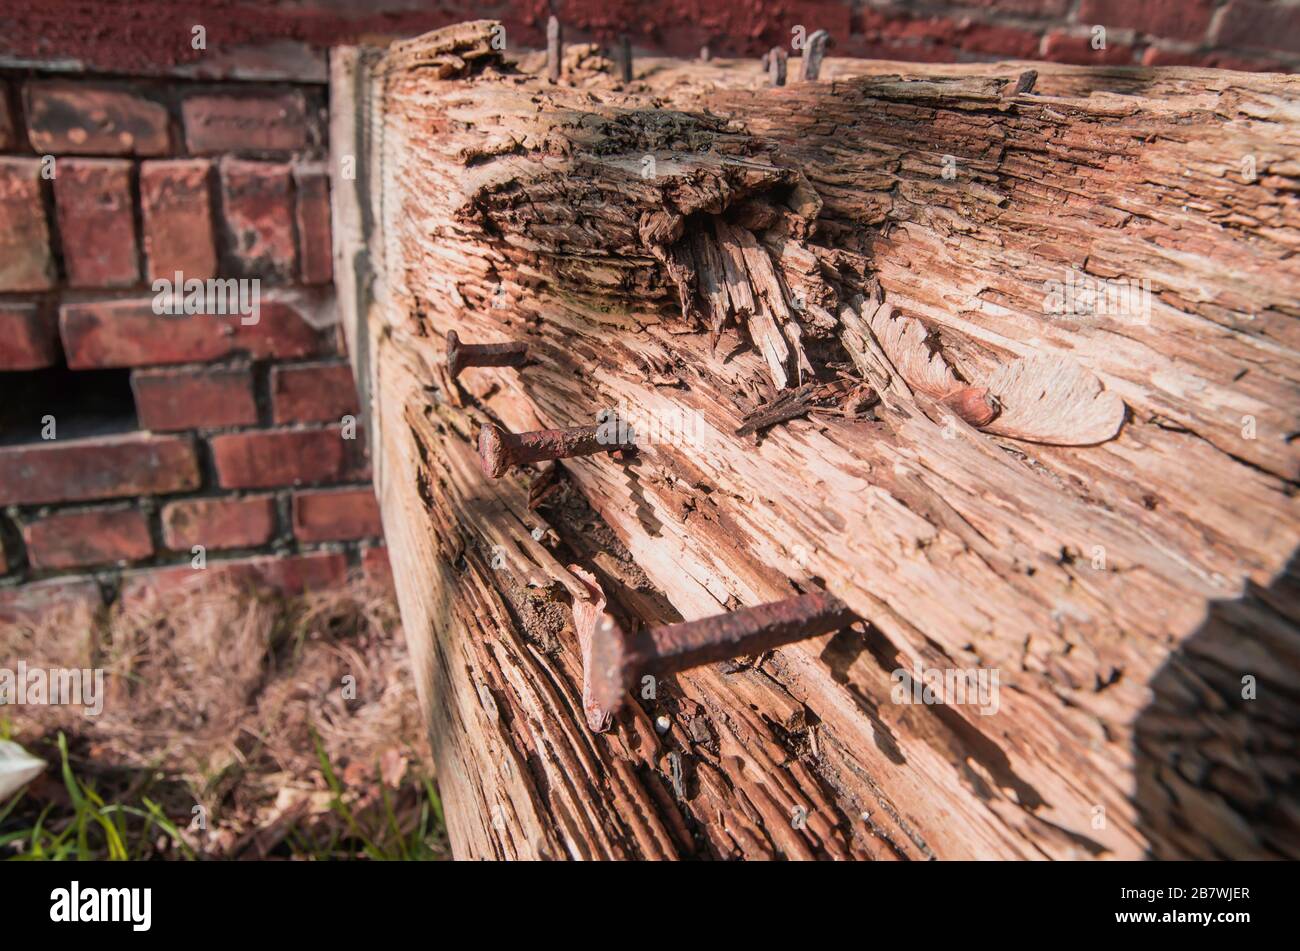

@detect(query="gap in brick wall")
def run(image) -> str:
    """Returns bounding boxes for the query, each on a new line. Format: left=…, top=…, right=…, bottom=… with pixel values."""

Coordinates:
left=0, top=365, right=137, bottom=445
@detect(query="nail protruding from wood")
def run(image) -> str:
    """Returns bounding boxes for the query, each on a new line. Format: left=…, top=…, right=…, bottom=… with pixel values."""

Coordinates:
left=588, top=591, right=857, bottom=716
left=446, top=329, right=529, bottom=380
left=479, top=421, right=633, bottom=479
left=940, top=386, right=1000, bottom=427
left=801, top=29, right=830, bottom=81
left=569, top=564, right=615, bottom=732
left=546, top=15, right=562, bottom=82
left=766, top=46, right=788, bottom=86
left=619, top=34, right=632, bottom=82
left=1014, top=69, right=1038, bottom=95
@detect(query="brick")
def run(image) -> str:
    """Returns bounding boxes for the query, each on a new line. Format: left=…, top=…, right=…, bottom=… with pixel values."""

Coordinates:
left=361, top=544, right=393, bottom=591
left=0, top=158, right=55, bottom=292
left=1079, top=0, right=1215, bottom=43
left=0, top=302, right=60, bottom=371
left=119, top=551, right=347, bottom=607
left=270, top=363, right=359, bottom=424
left=294, top=162, right=332, bottom=284
left=857, top=9, right=931, bottom=41
left=1041, top=31, right=1136, bottom=65
left=956, top=0, right=1070, bottom=15
left=955, top=23, right=1043, bottom=58
left=0, top=432, right=200, bottom=506
left=60, top=293, right=335, bottom=369
left=132, top=366, right=258, bottom=431
left=210, top=426, right=369, bottom=489
left=841, top=36, right=960, bottom=63
left=55, top=159, right=139, bottom=288
left=182, top=91, right=310, bottom=154
left=219, top=159, right=295, bottom=280
left=1141, top=46, right=1284, bottom=71
left=140, top=159, right=217, bottom=282
left=292, top=488, right=382, bottom=542
left=25, top=82, right=169, bottom=155
left=161, top=496, right=276, bottom=551
left=22, top=507, right=153, bottom=570
left=1212, top=0, right=1300, bottom=54
left=0, top=576, right=102, bottom=625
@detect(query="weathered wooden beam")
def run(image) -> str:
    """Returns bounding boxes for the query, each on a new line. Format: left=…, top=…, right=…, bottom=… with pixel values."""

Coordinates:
left=337, top=21, right=1300, bottom=860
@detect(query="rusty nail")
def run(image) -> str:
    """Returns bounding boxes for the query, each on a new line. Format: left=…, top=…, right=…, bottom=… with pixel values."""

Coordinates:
left=569, top=565, right=615, bottom=732
left=547, top=15, right=562, bottom=82
left=588, top=591, right=856, bottom=716
left=766, top=46, right=788, bottom=87
left=1014, top=69, right=1038, bottom=95
left=479, top=421, right=632, bottom=479
left=619, top=34, right=633, bottom=83
left=446, top=330, right=529, bottom=380
left=940, top=386, right=1000, bottom=427
left=800, top=29, right=830, bottom=81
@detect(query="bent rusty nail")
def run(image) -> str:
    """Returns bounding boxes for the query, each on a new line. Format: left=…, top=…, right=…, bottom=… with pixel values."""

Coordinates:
left=619, top=34, right=633, bottom=83
left=479, top=421, right=632, bottom=479
left=767, top=46, right=787, bottom=86
left=801, top=29, right=830, bottom=81
left=446, top=329, right=529, bottom=379
left=1014, top=69, right=1038, bottom=95
left=589, top=591, right=857, bottom=717
left=569, top=564, right=614, bottom=732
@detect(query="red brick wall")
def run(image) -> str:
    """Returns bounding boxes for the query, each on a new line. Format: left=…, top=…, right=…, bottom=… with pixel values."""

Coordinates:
left=0, top=1, right=1295, bottom=74
left=0, top=74, right=387, bottom=622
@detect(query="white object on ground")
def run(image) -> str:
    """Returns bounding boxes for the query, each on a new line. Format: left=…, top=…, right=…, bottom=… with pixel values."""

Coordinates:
left=0, top=740, right=47, bottom=800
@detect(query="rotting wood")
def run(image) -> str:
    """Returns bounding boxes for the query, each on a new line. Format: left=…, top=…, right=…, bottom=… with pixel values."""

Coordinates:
left=337, top=21, right=1300, bottom=860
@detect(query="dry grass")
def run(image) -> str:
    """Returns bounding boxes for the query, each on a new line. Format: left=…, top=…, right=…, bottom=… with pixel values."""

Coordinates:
left=0, top=574, right=444, bottom=860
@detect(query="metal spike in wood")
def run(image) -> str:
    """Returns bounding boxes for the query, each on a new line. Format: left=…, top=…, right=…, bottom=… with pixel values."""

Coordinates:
left=445, top=329, right=528, bottom=380
left=568, top=564, right=616, bottom=732
left=546, top=15, right=562, bottom=82
left=767, top=46, right=788, bottom=87
left=801, top=29, right=830, bottom=81
left=586, top=590, right=857, bottom=718
left=479, top=420, right=632, bottom=479
left=619, top=34, right=632, bottom=82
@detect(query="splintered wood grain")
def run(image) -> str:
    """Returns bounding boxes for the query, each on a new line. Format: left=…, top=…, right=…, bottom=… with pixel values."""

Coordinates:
left=346, top=22, right=1300, bottom=859
left=369, top=333, right=890, bottom=860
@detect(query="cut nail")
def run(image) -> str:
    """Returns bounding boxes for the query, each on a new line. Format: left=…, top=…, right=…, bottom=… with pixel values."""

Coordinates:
left=588, top=591, right=856, bottom=716
left=569, top=565, right=615, bottom=732
left=446, top=329, right=529, bottom=379
left=479, top=421, right=633, bottom=479
left=767, top=47, right=788, bottom=86
left=801, top=30, right=830, bottom=81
